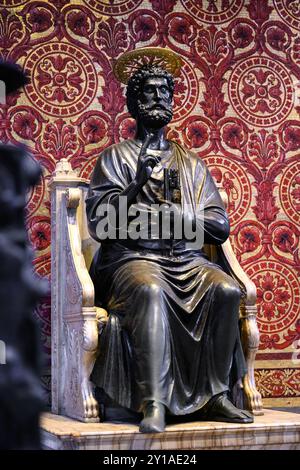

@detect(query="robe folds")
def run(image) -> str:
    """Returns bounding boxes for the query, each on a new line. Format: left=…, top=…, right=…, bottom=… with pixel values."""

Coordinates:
left=86, top=139, right=247, bottom=415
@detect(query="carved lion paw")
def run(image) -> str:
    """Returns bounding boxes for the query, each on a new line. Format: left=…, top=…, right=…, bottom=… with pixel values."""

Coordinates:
left=82, top=378, right=99, bottom=419
left=243, top=375, right=263, bottom=415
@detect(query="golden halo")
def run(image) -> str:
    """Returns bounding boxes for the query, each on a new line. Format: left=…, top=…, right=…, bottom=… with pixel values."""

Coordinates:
left=113, top=47, right=183, bottom=84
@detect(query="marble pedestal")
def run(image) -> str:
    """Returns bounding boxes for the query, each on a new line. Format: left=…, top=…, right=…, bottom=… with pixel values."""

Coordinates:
left=41, top=408, right=300, bottom=450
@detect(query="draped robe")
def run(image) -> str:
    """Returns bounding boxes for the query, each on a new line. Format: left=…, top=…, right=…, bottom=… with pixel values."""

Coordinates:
left=86, top=139, right=247, bottom=415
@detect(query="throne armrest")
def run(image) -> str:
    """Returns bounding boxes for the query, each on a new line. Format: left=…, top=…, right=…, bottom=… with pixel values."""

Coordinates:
left=65, top=187, right=96, bottom=309
left=216, top=241, right=256, bottom=305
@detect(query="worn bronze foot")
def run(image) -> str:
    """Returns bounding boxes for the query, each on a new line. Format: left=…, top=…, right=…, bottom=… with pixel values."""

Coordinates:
left=139, top=401, right=165, bottom=433
left=200, top=393, right=253, bottom=424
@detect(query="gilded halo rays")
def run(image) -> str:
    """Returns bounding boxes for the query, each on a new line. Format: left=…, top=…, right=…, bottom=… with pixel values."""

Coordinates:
left=113, top=47, right=183, bottom=84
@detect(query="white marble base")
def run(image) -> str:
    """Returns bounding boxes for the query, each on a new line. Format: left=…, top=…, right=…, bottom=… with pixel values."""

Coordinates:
left=41, top=408, right=300, bottom=450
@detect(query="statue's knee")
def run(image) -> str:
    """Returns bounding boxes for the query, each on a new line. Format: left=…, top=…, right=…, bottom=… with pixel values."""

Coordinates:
left=137, top=282, right=163, bottom=300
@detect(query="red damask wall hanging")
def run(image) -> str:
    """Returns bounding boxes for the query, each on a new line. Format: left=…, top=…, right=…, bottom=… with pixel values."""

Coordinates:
left=1, top=0, right=299, bottom=407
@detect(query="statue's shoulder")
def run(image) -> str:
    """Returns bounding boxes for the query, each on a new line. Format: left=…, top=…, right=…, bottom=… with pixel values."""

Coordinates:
left=171, top=140, right=207, bottom=170
left=98, top=140, right=125, bottom=157
left=98, top=139, right=137, bottom=164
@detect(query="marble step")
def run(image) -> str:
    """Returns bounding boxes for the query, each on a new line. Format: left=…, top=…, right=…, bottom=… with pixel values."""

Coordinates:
left=41, top=408, right=300, bottom=450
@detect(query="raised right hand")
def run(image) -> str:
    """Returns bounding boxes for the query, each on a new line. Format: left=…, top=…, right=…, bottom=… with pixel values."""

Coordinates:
left=134, top=133, right=161, bottom=186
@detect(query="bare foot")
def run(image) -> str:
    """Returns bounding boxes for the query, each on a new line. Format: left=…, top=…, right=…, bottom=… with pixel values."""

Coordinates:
left=201, top=393, right=253, bottom=424
left=139, top=401, right=165, bottom=433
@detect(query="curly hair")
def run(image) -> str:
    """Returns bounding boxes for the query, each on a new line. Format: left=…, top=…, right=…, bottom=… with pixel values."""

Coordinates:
left=126, top=65, right=174, bottom=118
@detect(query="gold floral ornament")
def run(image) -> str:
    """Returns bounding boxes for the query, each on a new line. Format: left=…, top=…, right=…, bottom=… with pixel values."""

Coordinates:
left=113, top=47, right=183, bottom=84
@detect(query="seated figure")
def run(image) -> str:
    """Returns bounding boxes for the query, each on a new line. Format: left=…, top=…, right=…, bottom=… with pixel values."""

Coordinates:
left=85, top=48, right=255, bottom=433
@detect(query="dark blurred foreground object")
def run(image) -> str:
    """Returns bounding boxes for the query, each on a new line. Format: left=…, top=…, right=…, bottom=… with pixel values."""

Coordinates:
left=0, top=62, right=46, bottom=450
left=0, top=60, right=29, bottom=95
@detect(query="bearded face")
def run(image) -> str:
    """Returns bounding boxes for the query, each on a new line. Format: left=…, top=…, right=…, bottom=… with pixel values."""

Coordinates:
left=135, top=76, right=173, bottom=129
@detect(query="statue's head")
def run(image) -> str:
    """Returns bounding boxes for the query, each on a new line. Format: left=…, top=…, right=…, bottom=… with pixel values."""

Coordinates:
left=126, top=65, right=174, bottom=129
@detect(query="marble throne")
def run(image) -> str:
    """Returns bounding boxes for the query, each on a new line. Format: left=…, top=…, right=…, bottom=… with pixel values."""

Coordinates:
left=49, top=158, right=263, bottom=423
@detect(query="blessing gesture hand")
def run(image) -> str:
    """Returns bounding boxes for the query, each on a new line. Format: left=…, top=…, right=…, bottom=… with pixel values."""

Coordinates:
left=135, top=133, right=161, bottom=186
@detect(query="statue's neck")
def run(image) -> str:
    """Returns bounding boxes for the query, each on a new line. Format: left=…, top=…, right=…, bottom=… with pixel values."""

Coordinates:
left=135, top=123, right=169, bottom=151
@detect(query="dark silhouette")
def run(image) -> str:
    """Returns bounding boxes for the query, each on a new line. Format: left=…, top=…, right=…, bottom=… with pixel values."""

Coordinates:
left=0, top=62, right=46, bottom=450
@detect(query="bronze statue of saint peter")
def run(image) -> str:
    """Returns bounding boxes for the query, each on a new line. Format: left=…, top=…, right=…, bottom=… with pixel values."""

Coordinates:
left=86, top=48, right=253, bottom=433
